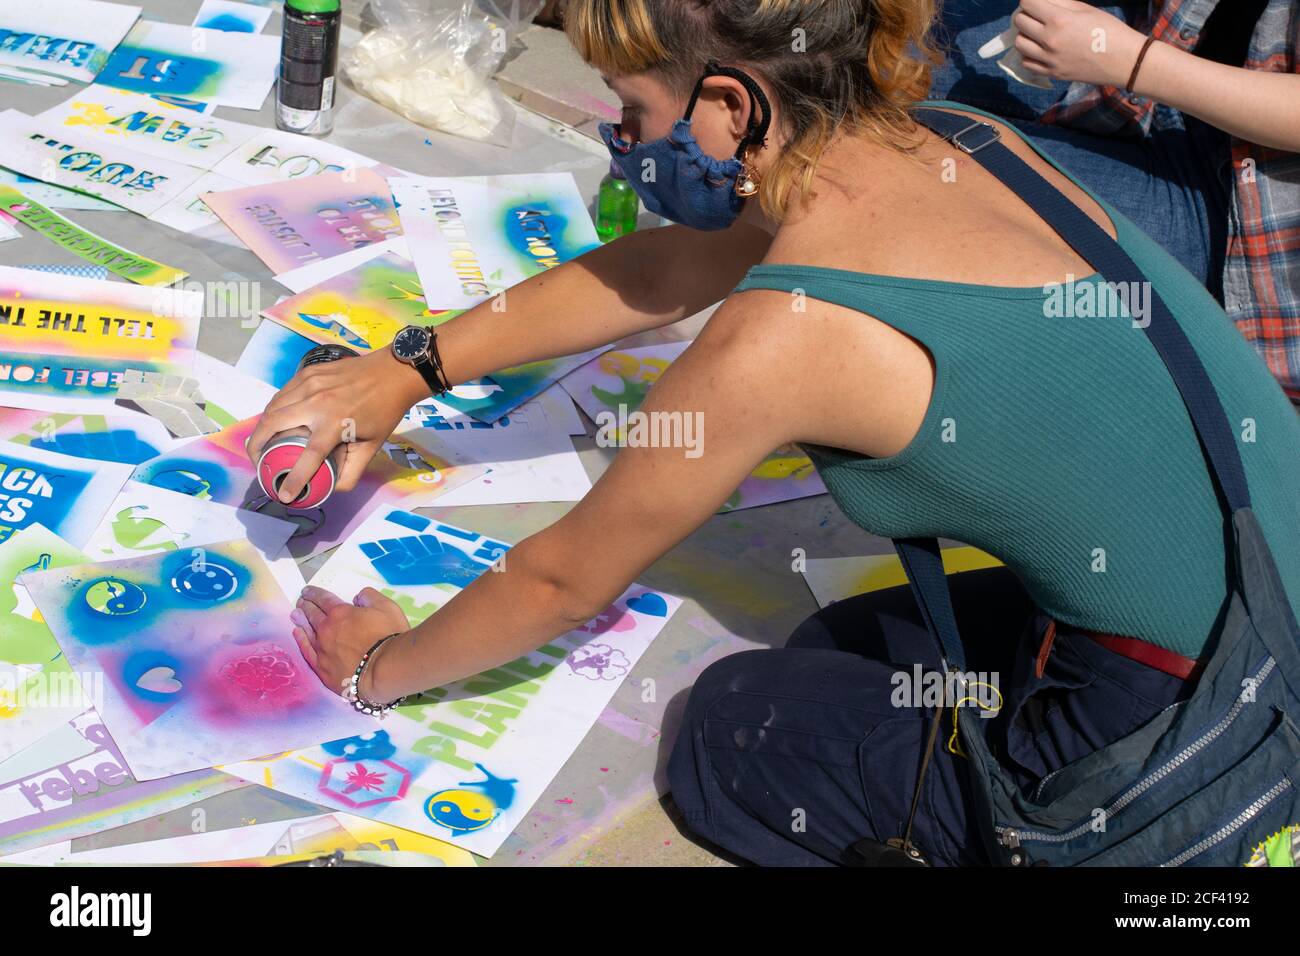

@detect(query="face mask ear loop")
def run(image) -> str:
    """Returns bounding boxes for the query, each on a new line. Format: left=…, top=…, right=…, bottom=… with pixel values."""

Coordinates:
left=682, top=62, right=771, bottom=151
left=695, top=62, right=771, bottom=157
left=732, top=76, right=771, bottom=158
left=682, top=66, right=714, bottom=122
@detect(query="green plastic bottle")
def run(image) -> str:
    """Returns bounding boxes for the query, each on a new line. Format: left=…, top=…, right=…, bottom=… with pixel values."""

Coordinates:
left=596, top=161, right=639, bottom=242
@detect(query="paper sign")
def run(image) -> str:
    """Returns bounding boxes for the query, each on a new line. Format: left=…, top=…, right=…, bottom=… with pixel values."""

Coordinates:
left=0, top=1, right=141, bottom=83
left=22, top=539, right=381, bottom=780
left=392, top=173, right=599, bottom=310
left=210, top=128, right=376, bottom=187
left=99, top=20, right=280, bottom=112
left=35, top=85, right=258, bottom=170
left=0, top=711, right=237, bottom=855
left=0, top=264, right=202, bottom=412
left=225, top=508, right=681, bottom=857
left=0, top=109, right=206, bottom=217
left=0, top=439, right=133, bottom=546
left=194, top=0, right=273, bottom=34
left=146, top=170, right=243, bottom=239
left=0, top=525, right=94, bottom=763
left=0, top=407, right=181, bottom=466
left=188, top=352, right=276, bottom=427
left=0, top=169, right=120, bottom=212
left=203, top=169, right=404, bottom=274
left=398, top=399, right=591, bottom=505
left=84, top=480, right=296, bottom=564
left=262, top=251, right=453, bottom=351
left=0, top=185, right=189, bottom=285
left=233, top=319, right=316, bottom=389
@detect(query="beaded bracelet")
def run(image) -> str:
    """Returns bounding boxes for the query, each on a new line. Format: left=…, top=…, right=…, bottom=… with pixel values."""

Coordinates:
left=343, top=634, right=407, bottom=718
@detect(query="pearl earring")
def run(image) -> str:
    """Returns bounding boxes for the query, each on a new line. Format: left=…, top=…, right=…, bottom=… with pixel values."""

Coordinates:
left=734, top=146, right=760, bottom=197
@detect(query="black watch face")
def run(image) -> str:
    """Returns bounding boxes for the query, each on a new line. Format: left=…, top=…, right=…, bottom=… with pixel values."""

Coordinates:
left=392, top=326, right=430, bottom=362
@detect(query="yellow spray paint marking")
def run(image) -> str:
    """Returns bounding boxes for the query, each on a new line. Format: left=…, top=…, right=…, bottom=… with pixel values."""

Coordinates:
left=597, top=351, right=640, bottom=378
left=0, top=689, right=21, bottom=719
left=63, top=101, right=124, bottom=134
left=852, top=546, right=1004, bottom=596
left=750, top=453, right=816, bottom=481
left=1246, top=825, right=1299, bottom=867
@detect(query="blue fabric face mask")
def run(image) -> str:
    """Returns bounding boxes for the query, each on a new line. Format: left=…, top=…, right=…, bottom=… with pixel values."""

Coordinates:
left=598, top=63, right=771, bottom=231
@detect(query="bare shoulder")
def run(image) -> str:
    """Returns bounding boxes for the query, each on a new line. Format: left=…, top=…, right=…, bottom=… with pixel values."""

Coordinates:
left=695, top=285, right=935, bottom=460
left=923, top=103, right=1118, bottom=241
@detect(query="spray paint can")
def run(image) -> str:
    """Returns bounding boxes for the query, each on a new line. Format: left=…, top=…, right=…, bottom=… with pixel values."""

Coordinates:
left=256, top=343, right=358, bottom=509
left=276, top=0, right=341, bottom=137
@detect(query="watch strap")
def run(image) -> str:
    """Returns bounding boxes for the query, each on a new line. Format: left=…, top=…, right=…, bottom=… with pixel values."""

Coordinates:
left=410, top=351, right=447, bottom=396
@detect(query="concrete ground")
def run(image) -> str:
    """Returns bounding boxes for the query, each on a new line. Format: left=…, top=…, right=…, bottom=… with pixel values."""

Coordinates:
left=0, top=0, right=896, bottom=867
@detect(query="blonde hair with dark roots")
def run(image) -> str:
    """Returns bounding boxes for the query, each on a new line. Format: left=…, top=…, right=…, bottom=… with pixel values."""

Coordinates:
left=565, top=0, right=941, bottom=220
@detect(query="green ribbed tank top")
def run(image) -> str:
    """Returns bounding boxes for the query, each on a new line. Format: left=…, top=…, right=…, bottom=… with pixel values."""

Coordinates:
left=735, top=103, right=1300, bottom=656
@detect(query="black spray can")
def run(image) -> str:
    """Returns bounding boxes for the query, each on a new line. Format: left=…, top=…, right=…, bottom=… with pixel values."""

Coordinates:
left=276, top=0, right=341, bottom=136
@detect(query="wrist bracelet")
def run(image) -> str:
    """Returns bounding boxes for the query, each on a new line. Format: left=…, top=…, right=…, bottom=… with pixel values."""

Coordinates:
left=1125, top=35, right=1157, bottom=93
left=428, top=332, right=454, bottom=395
left=343, top=633, right=407, bottom=718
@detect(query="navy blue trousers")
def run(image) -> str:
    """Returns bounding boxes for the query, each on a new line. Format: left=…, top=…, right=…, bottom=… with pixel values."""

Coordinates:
left=667, top=568, right=1191, bottom=866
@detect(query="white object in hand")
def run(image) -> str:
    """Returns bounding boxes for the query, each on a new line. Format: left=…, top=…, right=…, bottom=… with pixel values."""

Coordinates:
left=978, top=23, right=1053, bottom=90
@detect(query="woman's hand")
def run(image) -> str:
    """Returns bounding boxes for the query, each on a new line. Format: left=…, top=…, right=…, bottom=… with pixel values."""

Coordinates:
left=291, top=585, right=411, bottom=702
left=244, top=345, right=429, bottom=503
left=1012, top=0, right=1146, bottom=88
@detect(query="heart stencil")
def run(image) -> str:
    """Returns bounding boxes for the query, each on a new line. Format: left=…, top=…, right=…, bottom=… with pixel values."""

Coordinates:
left=136, top=666, right=183, bottom=694
left=626, top=592, right=668, bottom=617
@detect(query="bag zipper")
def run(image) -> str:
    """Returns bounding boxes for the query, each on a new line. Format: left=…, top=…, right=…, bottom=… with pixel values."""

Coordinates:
left=1160, top=776, right=1292, bottom=867
left=995, top=655, right=1277, bottom=849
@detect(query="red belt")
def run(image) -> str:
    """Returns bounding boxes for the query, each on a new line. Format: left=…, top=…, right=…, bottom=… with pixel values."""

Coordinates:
left=1037, top=619, right=1204, bottom=682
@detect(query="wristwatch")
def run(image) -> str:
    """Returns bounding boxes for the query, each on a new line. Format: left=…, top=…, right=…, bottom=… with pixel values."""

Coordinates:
left=390, top=325, right=448, bottom=396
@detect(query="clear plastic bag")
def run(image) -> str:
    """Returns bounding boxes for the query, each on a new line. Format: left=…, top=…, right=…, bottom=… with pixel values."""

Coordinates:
left=345, top=0, right=543, bottom=145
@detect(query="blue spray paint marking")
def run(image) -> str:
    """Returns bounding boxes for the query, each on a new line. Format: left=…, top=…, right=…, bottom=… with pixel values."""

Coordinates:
left=162, top=550, right=247, bottom=605
left=383, top=510, right=429, bottom=533
left=413, top=407, right=502, bottom=431
left=121, top=649, right=185, bottom=704
left=322, top=730, right=397, bottom=761
left=359, top=535, right=485, bottom=588
left=134, top=457, right=226, bottom=500
left=196, top=14, right=258, bottom=33
left=84, top=577, right=149, bottom=617
left=424, top=764, right=518, bottom=836
left=0, top=454, right=94, bottom=540
left=295, top=313, right=369, bottom=350
left=31, top=429, right=160, bottom=465
left=433, top=523, right=479, bottom=542
left=170, top=560, right=241, bottom=603
left=67, top=577, right=158, bottom=641
left=626, top=592, right=669, bottom=617
left=503, top=203, right=585, bottom=270
left=101, top=46, right=222, bottom=98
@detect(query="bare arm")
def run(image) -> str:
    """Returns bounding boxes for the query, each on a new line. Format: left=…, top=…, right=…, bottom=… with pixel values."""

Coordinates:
left=435, top=221, right=773, bottom=388
left=293, top=291, right=810, bottom=700
left=247, top=220, right=771, bottom=499
left=1013, top=0, right=1300, bottom=151
left=1132, top=40, right=1300, bottom=152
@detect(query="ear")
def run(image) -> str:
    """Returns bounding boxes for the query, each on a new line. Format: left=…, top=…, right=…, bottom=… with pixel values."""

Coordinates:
left=696, top=75, right=757, bottom=149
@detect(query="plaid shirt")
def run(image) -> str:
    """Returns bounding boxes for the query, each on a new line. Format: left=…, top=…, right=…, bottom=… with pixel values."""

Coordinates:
left=1040, top=0, right=1300, bottom=401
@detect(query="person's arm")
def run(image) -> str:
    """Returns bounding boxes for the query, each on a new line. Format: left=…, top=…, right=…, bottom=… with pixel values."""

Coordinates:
left=246, top=220, right=772, bottom=501
left=290, top=290, right=813, bottom=701
left=1012, top=0, right=1300, bottom=151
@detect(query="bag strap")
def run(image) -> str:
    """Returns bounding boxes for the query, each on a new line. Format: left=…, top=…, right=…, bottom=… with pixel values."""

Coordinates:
left=894, top=108, right=1252, bottom=671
